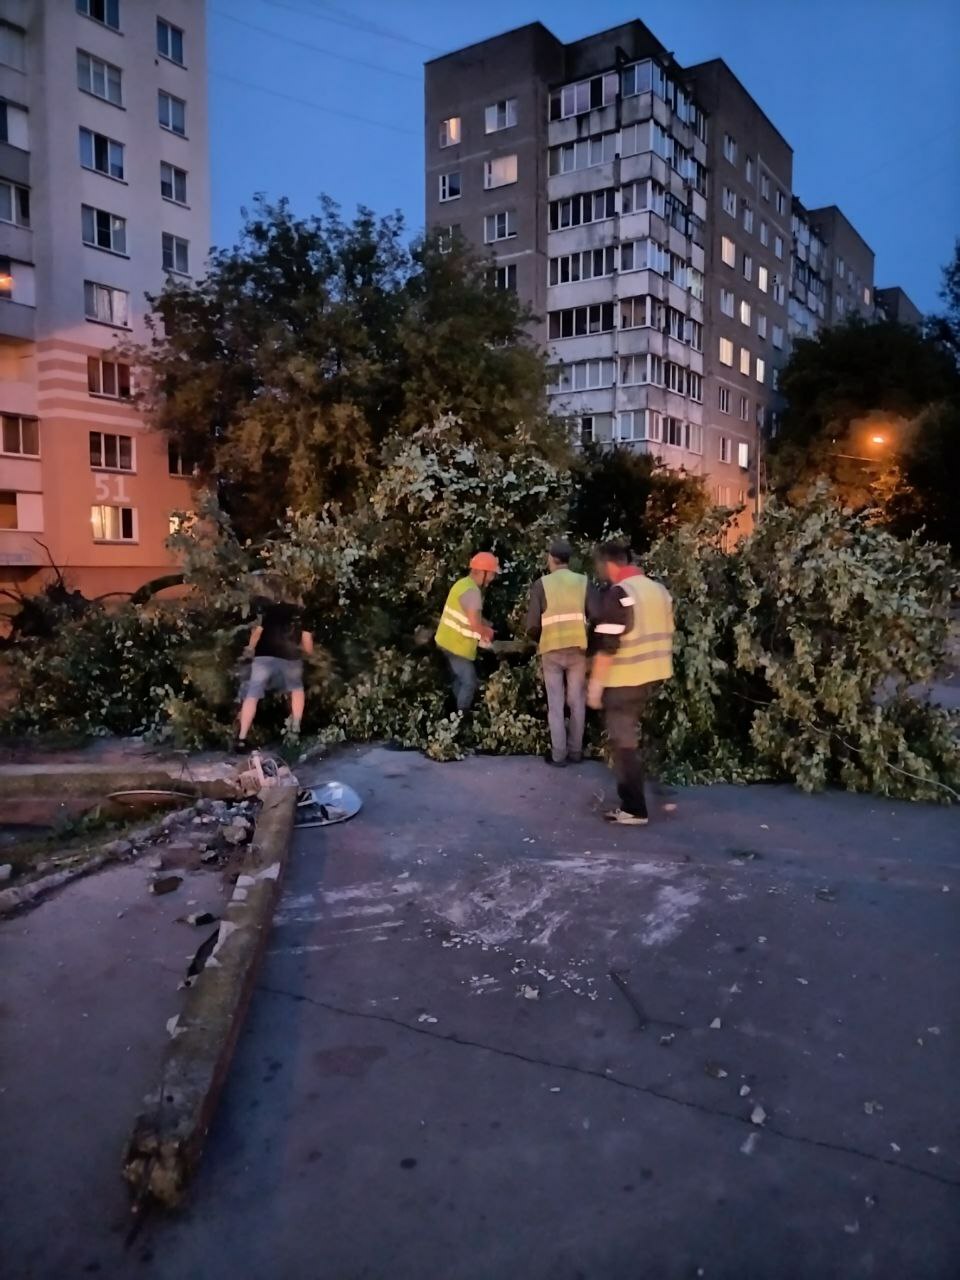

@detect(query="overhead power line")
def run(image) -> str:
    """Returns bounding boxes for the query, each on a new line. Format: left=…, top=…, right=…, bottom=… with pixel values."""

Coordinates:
left=259, top=0, right=442, bottom=55
left=211, top=7, right=420, bottom=81
left=211, top=69, right=420, bottom=136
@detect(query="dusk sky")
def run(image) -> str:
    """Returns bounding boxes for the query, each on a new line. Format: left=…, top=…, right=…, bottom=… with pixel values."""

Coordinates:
left=209, top=0, right=960, bottom=313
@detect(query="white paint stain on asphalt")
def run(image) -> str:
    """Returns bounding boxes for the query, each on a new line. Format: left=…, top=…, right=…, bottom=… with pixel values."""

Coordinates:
left=639, top=884, right=704, bottom=947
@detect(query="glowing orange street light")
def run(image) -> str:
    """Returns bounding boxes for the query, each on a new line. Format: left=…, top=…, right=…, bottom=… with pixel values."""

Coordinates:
left=870, top=434, right=886, bottom=446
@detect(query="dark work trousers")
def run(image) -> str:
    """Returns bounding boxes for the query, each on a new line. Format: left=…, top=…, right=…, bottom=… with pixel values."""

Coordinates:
left=602, top=682, right=659, bottom=818
left=443, top=651, right=478, bottom=712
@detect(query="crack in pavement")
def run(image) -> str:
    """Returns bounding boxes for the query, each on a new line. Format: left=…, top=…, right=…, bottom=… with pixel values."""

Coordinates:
left=257, top=982, right=960, bottom=1191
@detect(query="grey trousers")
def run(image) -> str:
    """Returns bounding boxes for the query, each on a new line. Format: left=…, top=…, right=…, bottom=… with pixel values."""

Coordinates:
left=541, top=648, right=587, bottom=762
left=443, top=651, right=478, bottom=711
left=603, top=682, right=659, bottom=817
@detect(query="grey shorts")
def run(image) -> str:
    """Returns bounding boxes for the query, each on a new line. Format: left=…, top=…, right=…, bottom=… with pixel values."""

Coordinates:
left=246, top=656, right=303, bottom=697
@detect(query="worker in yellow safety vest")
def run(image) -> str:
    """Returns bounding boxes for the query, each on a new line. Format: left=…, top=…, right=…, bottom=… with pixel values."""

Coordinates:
left=587, top=541, right=675, bottom=825
left=434, top=551, right=500, bottom=711
left=525, top=539, right=588, bottom=766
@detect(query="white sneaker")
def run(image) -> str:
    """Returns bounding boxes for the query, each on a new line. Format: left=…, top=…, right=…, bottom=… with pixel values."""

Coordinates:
left=603, top=808, right=649, bottom=826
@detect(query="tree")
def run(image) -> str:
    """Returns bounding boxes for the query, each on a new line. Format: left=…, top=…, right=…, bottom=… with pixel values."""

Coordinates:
left=925, top=236, right=960, bottom=368
left=130, top=199, right=556, bottom=539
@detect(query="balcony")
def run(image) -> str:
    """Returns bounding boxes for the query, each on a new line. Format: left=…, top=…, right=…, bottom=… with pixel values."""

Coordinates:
left=0, top=297, right=34, bottom=341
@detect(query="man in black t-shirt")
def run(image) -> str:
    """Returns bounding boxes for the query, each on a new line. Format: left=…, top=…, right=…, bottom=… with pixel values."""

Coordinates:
left=236, top=595, right=314, bottom=750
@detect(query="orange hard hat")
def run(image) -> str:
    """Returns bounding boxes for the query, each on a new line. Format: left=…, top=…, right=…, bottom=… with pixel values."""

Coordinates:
left=469, top=551, right=500, bottom=574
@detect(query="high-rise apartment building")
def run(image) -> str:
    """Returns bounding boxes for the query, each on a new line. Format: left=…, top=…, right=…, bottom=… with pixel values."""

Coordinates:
left=874, top=286, right=923, bottom=328
left=0, top=0, right=209, bottom=599
left=425, top=20, right=916, bottom=513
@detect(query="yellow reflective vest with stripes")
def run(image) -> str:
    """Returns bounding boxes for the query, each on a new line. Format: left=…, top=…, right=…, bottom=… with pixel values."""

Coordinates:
left=539, top=569, right=588, bottom=654
left=604, top=572, right=675, bottom=688
left=435, top=576, right=482, bottom=661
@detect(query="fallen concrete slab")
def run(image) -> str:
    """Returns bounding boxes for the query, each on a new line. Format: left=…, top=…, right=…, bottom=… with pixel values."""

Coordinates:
left=122, top=786, right=296, bottom=1210
left=0, top=760, right=238, bottom=800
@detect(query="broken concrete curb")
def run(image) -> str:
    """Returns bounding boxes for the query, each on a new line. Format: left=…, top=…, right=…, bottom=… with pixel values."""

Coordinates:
left=0, top=761, right=237, bottom=800
left=122, top=787, right=297, bottom=1209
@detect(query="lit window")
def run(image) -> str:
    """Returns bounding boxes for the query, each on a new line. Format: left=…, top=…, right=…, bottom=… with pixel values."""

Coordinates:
left=157, top=18, right=184, bottom=65
left=758, top=265, right=768, bottom=293
left=719, top=435, right=731, bottom=463
left=485, top=99, right=517, bottom=132
left=91, top=504, right=136, bottom=542
left=1, top=413, right=39, bottom=457
left=721, top=236, right=736, bottom=268
left=484, top=210, right=516, bottom=243
left=718, top=387, right=731, bottom=415
left=863, top=286, right=870, bottom=305
left=484, top=155, right=518, bottom=189
left=77, top=0, right=120, bottom=31
left=719, top=337, right=734, bottom=366
left=82, top=205, right=126, bottom=254
left=720, top=288, right=734, bottom=317
left=84, top=280, right=129, bottom=326
left=740, top=300, right=752, bottom=327
left=161, top=162, right=188, bottom=204
left=723, top=133, right=737, bottom=163
left=439, top=116, right=461, bottom=147
left=80, top=128, right=124, bottom=180
left=740, top=347, right=751, bottom=376
left=0, top=180, right=29, bottom=228
left=87, top=356, right=131, bottom=399
left=162, top=232, right=189, bottom=275
left=756, top=357, right=766, bottom=383
left=77, top=51, right=123, bottom=106
left=438, top=171, right=461, bottom=202
left=738, top=441, right=750, bottom=469
left=89, top=430, right=133, bottom=472
left=158, top=90, right=186, bottom=136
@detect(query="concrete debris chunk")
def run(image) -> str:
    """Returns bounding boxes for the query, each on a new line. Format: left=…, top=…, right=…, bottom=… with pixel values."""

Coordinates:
left=843, top=1221, right=860, bottom=1236
left=150, top=874, right=183, bottom=895
left=659, top=1033, right=676, bottom=1048
left=222, top=818, right=253, bottom=847
left=709, top=1017, right=722, bottom=1030
left=519, top=983, right=541, bottom=1000
left=0, top=864, right=12, bottom=883
left=750, top=1105, right=767, bottom=1126
left=417, top=1013, right=438, bottom=1024
left=740, top=1131, right=759, bottom=1155
left=739, top=1084, right=751, bottom=1097
left=863, top=1100, right=884, bottom=1116
left=704, top=1062, right=728, bottom=1079
left=180, top=911, right=219, bottom=927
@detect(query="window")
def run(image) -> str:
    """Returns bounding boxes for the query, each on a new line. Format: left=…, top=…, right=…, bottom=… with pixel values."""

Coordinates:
left=757, top=312, right=767, bottom=339
left=439, top=116, right=460, bottom=147
left=0, top=102, right=29, bottom=149
left=621, top=178, right=665, bottom=217
left=0, top=181, right=29, bottom=228
left=742, top=254, right=753, bottom=283
left=89, top=430, right=133, bottom=471
left=617, top=409, right=662, bottom=443
left=757, top=265, right=768, bottom=294
left=158, top=90, right=186, bottom=136
left=437, top=225, right=459, bottom=253
left=438, top=171, right=461, bottom=202
left=740, top=347, right=751, bottom=376
left=1, top=414, right=39, bottom=457
left=485, top=99, right=517, bottom=132
left=160, top=161, right=187, bottom=204
left=742, top=205, right=754, bottom=234
left=549, top=359, right=615, bottom=393
left=739, top=395, right=750, bottom=422
left=78, top=52, right=122, bottom=106
left=720, top=288, right=735, bottom=317
left=620, top=295, right=662, bottom=331
left=549, top=189, right=616, bottom=230
left=774, top=234, right=784, bottom=260
left=91, top=504, right=135, bottom=542
left=688, top=371, right=703, bottom=402
left=488, top=263, right=517, bottom=291
left=157, top=18, right=184, bottom=65
left=80, top=128, right=124, bottom=180
left=759, top=220, right=769, bottom=247
left=772, top=324, right=784, bottom=350
left=549, top=132, right=617, bottom=174
left=760, top=173, right=770, bottom=202
left=835, top=255, right=845, bottom=279
left=663, top=418, right=703, bottom=453
left=484, top=155, right=517, bottom=189
left=771, top=367, right=780, bottom=391
left=776, top=190, right=786, bottom=215
left=719, top=337, right=734, bottom=366
left=620, top=354, right=663, bottom=386
left=620, top=238, right=668, bottom=275
left=168, top=442, right=195, bottom=477
left=0, top=489, right=17, bottom=527
left=548, top=303, right=615, bottom=339
left=484, top=210, right=516, bottom=243
left=745, top=156, right=754, bottom=183
left=722, top=187, right=737, bottom=217
left=549, top=72, right=618, bottom=121
left=723, top=133, right=737, bottom=163
left=0, top=21, right=25, bottom=71
left=718, top=387, right=731, bottom=415
left=721, top=236, right=736, bottom=268
left=87, top=356, right=131, bottom=399
left=162, top=232, right=189, bottom=274
left=84, top=280, right=129, bottom=326
left=719, top=435, right=731, bottom=463
left=82, top=205, right=126, bottom=254
left=756, top=357, right=766, bottom=383
left=740, top=300, right=751, bottom=327
left=687, top=319, right=704, bottom=352
left=863, top=286, right=871, bottom=306
left=550, top=246, right=616, bottom=285
left=773, top=273, right=786, bottom=305
left=77, top=0, right=120, bottom=29
left=738, top=441, right=750, bottom=469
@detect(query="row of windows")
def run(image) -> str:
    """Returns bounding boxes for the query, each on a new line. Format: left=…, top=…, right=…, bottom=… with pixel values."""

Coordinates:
left=718, top=290, right=785, bottom=346
left=718, top=338, right=767, bottom=383
left=721, top=134, right=787, bottom=215
left=716, top=387, right=753, bottom=422
left=1, top=415, right=193, bottom=482
left=551, top=60, right=707, bottom=140
left=77, top=51, right=187, bottom=136
left=438, top=154, right=517, bottom=201
left=438, top=97, right=517, bottom=148
left=613, top=412, right=704, bottom=452
left=79, top=211, right=190, bottom=273
left=717, top=435, right=751, bottom=469
left=548, top=298, right=704, bottom=349
left=723, top=190, right=786, bottom=257
left=76, top=2, right=185, bottom=62
left=80, top=127, right=190, bottom=203
left=547, top=123, right=706, bottom=193
left=548, top=356, right=702, bottom=401
left=720, top=237, right=787, bottom=302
